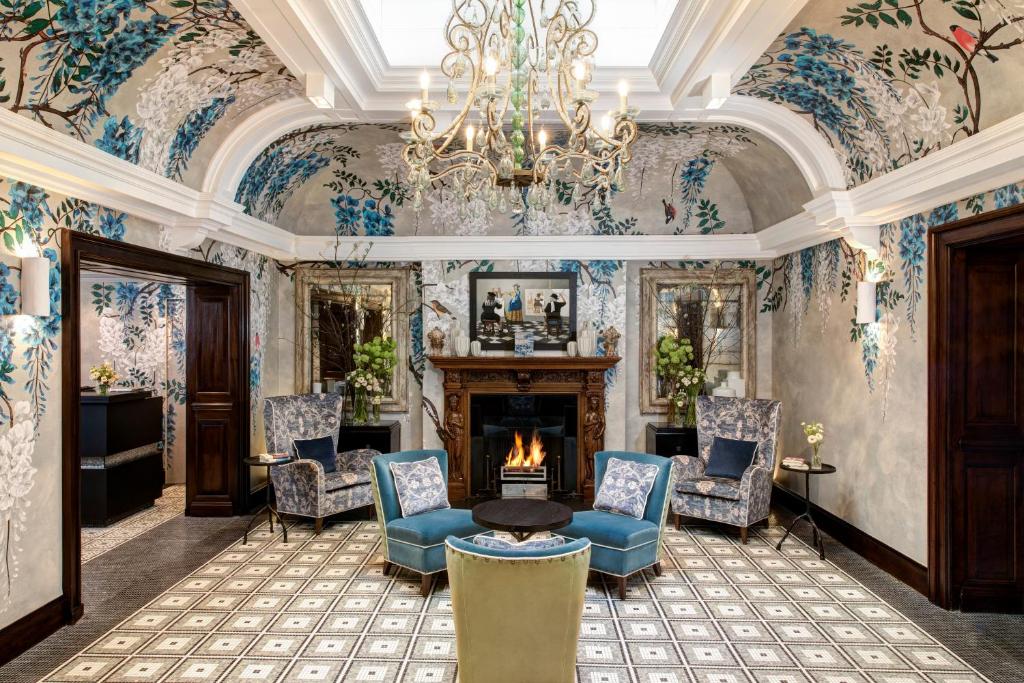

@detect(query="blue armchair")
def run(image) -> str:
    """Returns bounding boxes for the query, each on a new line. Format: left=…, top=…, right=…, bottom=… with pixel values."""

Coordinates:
left=671, top=396, right=782, bottom=543
left=558, top=450, right=674, bottom=599
left=445, top=535, right=591, bottom=683
left=370, top=450, right=487, bottom=596
left=263, top=394, right=377, bottom=534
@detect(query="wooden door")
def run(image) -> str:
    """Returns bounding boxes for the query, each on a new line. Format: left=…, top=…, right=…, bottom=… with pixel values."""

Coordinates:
left=186, top=284, right=247, bottom=516
left=947, top=245, right=1024, bottom=611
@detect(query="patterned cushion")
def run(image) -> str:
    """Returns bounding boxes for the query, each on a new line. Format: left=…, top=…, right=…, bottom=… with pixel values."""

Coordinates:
left=593, top=457, right=660, bottom=519
left=473, top=535, right=566, bottom=551
left=324, top=469, right=371, bottom=492
left=389, top=456, right=451, bottom=517
left=676, top=477, right=742, bottom=501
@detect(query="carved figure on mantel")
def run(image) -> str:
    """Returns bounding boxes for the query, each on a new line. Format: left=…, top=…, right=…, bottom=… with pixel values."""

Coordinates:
left=444, top=393, right=465, bottom=476
left=427, top=326, right=446, bottom=355
left=602, top=326, right=621, bottom=357
left=583, top=394, right=605, bottom=482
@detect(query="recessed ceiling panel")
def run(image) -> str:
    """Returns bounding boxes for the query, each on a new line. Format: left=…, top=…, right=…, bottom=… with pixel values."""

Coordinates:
left=358, top=0, right=679, bottom=68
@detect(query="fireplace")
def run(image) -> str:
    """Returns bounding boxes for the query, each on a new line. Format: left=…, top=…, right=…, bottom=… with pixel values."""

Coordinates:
left=469, top=394, right=577, bottom=499
left=428, top=355, right=620, bottom=502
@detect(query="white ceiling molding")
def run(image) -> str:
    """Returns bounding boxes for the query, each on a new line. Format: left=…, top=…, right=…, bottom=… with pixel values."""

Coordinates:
left=292, top=234, right=773, bottom=262
left=305, top=72, right=336, bottom=109
left=3, top=107, right=1024, bottom=264
left=200, top=97, right=335, bottom=199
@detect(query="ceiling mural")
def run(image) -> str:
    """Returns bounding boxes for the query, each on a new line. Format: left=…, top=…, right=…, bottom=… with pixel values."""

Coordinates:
left=0, top=0, right=298, bottom=188
left=737, top=0, right=1024, bottom=187
left=246, top=123, right=812, bottom=237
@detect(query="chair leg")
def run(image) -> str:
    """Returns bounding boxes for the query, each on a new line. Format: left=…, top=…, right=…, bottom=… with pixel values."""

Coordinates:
left=674, top=513, right=681, bottom=531
left=617, top=576, right=627, bottom=600
left=652, top=562, right=663, bottom=577
left=382, top=561, right=393, bottom=576
left=740, top=526, right=748, bottom=544
left=314, top=517, right=324, bottom=535
left=420, top=573, right=433, bottom=597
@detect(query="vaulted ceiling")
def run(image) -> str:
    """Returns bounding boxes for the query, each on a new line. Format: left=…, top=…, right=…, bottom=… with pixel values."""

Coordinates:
left=1, top=0, right=1022, bottom=253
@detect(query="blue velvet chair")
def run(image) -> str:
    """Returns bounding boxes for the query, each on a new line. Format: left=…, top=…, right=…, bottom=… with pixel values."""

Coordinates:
left=670, top=396, right=781, bottom=544
left=370, top=450, right=487, bottom=596
left=558, top=450, right=674, bottom=599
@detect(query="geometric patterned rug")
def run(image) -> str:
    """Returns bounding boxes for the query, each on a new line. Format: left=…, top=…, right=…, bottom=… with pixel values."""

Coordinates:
left=41, top=521, right=989, bottom=682
left=81, top=485, right=186, bottom=564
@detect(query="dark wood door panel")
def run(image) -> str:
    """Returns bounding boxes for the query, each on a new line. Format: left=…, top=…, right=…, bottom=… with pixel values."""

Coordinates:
left=189, top=288, right=237, bottom=401
left=186, top=406, right=237, bottom=516
left=961, top=461, right=1018, bottom=582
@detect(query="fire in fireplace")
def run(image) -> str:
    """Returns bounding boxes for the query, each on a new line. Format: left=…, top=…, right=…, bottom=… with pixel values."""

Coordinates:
left=468, top=394, right=577, bottom=499
left=501, top=431, right=547, bottom=498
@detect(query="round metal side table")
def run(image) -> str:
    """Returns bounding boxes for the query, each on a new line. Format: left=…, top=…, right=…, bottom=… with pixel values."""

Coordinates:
left=243, top=454, right=294, bottom=545
left=776, top=462, right=837, bottom=560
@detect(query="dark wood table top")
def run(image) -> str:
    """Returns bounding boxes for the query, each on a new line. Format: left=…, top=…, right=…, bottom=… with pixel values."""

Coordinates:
left=243, top=454, right=294, bottom=467
left=780, top=462, right=837, bottom=475
left=472, top=498, right=573, bottom=534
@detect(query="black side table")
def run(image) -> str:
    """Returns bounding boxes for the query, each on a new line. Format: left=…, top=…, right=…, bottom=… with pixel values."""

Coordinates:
left=645, top=423, right=699, bottom=458
left=338, top=420, right=401, bottom=453
left=776, top=463, right=837, bottom=560
left=243, top=455, right=294, bottom=545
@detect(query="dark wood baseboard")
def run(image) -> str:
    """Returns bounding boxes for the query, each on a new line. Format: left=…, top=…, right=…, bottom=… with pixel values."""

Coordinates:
left=0, top=596, right=68, bottom=667
left=772, top=484, right=928, bottom=596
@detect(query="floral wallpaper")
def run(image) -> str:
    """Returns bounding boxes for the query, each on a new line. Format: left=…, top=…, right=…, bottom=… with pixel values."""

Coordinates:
left=0, top=174, right=277, bottom=629
left=243, top=123, right=812, bottom=237
left=738, top=0, right=1024, bottom=187
left=0, top=0, right=298, bottom=188
left=768, top=176, right=1024, bottom=563
left=80, top=278, right=187, bottom=483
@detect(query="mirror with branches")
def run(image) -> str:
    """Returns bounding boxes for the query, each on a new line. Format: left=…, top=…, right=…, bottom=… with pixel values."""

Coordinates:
left=294, top=267, right=411, bottom=411
left=640, top=267, right=756, bottom=414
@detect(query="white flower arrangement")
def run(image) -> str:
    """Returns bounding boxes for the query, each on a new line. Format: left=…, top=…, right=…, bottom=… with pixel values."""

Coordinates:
left=89, top=361, right=119, bottom=387
left=801, top=421, right=824, bottom=446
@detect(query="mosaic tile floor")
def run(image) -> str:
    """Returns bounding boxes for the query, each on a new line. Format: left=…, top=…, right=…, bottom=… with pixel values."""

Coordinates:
left=81, top=486, right=186, bottom=563
left=41, top=521, right=989, bottom=683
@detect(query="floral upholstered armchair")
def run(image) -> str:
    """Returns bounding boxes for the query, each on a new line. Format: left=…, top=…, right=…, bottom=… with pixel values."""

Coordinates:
left=671, top=396, right=781, bottom=543
left=263, top=394, right=378, bottom=533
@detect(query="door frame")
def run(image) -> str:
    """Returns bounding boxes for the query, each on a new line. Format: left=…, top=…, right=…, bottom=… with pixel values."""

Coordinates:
left=928, top=202, right=1024, bottom=609
left=60, top=230, right=251, bottom=623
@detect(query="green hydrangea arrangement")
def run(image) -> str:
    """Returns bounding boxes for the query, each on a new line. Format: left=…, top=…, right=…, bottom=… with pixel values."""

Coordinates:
left=654, top=335, right=694, bottom=386
left=353, top=336, right=398, bottom=386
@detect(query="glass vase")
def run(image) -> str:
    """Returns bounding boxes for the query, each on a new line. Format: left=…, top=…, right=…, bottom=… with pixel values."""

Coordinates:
left=371, top=396, right=382, bottom=424
left=98, top=384, right=109, bottom=396
left=352, top=387, right=369, bottom=425
left=666, top=398, right=678, bottom=427
left=811, top=444, right=822, bottom=470
left=683, top=393, right=698, bottom=428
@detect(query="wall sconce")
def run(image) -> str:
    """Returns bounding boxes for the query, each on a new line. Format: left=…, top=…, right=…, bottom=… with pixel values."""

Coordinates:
left=20, top=256, right=50, bottom=316
left=856, top=280, right=877, bottom=325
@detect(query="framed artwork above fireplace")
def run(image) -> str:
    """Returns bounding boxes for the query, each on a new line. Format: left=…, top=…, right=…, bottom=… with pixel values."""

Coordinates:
left=469, top=271, right=577, bottom=351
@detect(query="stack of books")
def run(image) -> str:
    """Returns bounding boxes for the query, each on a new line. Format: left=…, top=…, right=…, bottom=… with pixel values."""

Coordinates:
left=782, top=457, right=809, bottom=470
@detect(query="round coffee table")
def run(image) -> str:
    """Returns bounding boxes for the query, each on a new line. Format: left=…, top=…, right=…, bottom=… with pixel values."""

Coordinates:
left=776, top=462, right=837, bottom=560
left=472, top=498, right=573, bottom=542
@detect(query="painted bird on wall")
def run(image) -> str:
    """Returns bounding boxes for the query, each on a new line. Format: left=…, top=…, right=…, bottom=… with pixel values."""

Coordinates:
left=662, top=198, right=677, bottom=224
left=427, top=299, right=454, bottom=319
left=950, top=24, right=999, bottom=62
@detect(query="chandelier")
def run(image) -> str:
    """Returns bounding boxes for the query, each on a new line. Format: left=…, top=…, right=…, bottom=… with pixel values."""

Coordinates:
left=402, top=0, right=639, bottom=220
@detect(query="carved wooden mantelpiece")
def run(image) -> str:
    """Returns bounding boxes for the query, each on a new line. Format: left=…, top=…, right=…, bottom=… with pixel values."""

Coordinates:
left=428, top=355, right=621, bottom=502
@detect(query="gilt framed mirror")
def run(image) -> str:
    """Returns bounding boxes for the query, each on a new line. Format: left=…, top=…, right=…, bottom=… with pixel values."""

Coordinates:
left=294, top=267, right=411, bottom=411
left=639, top=267, right=756, bottom=414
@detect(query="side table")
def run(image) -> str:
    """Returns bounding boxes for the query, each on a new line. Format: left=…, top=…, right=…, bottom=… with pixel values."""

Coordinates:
left=471, top=498, right=573, bottom=542
left=243, top=455, right=294, bottom=545
left=776, top=462, right=837, bottom=560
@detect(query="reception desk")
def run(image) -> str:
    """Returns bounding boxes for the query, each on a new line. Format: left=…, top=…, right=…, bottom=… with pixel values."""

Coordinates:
left=80, top=390, right=165, bottom=526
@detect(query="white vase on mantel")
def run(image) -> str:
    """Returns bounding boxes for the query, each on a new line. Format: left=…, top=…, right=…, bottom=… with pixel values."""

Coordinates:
left=454, top=328, right=470, bottom=357
left=577, top=328, right=596, bottom=356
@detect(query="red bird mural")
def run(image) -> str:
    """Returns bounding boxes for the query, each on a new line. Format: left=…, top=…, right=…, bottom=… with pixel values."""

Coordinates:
left=662, top=198, right=677, bottom=224
left=951, top=24, right=999, bottom=62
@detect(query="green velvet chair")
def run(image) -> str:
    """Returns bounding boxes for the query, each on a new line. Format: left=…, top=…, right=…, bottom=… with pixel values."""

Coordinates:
left=558, top=450, right=674, bottom=599
left=369, top=449, right=487, bottom=596
left=445, top=535, right=591, bottom=683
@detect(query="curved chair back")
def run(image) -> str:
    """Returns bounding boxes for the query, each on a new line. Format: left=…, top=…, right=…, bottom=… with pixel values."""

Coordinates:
left=445, top=535, right=591, bottom=683
left=369, top=450, right=449, bottom=525
left=594, top=450, right=674, bottom=527
left=263, top=393, right=344, bottom=456
left=695, top=396, right=782, bottom=469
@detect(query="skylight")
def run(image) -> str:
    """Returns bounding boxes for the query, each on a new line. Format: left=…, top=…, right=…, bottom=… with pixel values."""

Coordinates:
left=357, top=0, right=679, bottom=68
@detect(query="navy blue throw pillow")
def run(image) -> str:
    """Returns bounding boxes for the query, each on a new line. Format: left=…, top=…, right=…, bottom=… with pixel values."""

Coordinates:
left=704, top=437, right=758, bottom=480
left=294, top=436, right=337, bottom=473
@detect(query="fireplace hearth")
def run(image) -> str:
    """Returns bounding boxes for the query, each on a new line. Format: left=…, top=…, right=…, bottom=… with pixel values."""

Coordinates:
left=428, top=355, right=620, bottom=502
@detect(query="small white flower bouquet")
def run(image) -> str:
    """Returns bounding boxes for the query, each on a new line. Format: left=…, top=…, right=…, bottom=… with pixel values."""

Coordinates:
left=89, top=361, right=119, bottom=395
left=801, top=421, right=825, bottom=468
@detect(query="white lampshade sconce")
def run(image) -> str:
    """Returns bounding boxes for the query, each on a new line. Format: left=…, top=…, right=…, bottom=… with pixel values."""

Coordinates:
left=855, top=280, right=877, bottom=325
left=20, top=256, right=50, bottom=316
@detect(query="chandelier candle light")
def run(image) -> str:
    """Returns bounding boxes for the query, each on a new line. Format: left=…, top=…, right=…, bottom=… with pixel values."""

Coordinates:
left=403, top=0, right=639, bottom=222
